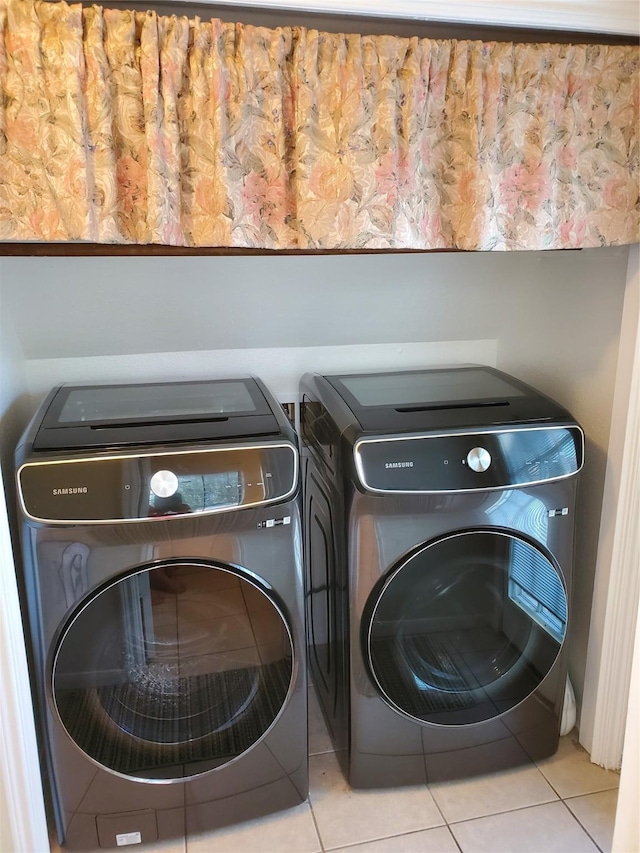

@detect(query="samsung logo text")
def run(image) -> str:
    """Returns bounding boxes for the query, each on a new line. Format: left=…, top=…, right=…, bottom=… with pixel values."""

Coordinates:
left=385, top=462, right=414, bottom=469
left=53, top=487, right=88, bottom=496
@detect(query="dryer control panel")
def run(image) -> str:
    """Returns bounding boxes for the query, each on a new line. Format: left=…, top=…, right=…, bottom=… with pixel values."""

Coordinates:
left=18, top=442, right=298, bottom=524
left=354, top=426, right=583, bottom=493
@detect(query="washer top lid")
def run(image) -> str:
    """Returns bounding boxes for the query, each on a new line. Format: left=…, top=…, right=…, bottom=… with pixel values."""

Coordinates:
left=32, top=378, right=283, bottom=450
left=324, top=366, right=572, bottom=431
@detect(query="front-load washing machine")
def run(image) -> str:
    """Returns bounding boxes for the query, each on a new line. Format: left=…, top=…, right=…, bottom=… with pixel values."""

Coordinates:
left=300, top=365, right=583, bottom=787
left=15, top=377, right=307, bottom=849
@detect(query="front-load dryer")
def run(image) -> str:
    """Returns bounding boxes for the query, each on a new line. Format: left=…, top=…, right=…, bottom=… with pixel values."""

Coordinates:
left=16, top=378, right=307, bottom=849
left=300, top=365, right=583, bottom=787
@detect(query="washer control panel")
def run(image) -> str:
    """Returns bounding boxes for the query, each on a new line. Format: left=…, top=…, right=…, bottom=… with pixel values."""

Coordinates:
left=18, top=442, right=298, bottom=524
left=355, top=426, right=583, bottom=493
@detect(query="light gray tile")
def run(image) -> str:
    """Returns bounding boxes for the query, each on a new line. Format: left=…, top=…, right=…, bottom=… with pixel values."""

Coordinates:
left=330, top=826, right=460, bottom=853
left=451, top=801, right=600, bottom=853
left=186, top=801, right=321, bottom=853
left=430, top=761, right=558, bottom=823
left=309, top=751, right=444, bottom=851
left=565, top=789, right=619, bottom=853
left=536, top=734, right=620, bottom=798
left=308, top=686, right=334, bottom=755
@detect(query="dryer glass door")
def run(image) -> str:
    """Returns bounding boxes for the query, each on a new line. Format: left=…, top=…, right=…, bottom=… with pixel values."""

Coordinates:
left=52, top=562, right=295, bottom=780
left=364, top=531, right=567, bottom=725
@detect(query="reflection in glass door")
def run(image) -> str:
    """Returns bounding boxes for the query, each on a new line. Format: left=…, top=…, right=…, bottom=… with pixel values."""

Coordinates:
left=53, top=563, right=294, bottom=780
left=364, top=531, right=567, bottom=726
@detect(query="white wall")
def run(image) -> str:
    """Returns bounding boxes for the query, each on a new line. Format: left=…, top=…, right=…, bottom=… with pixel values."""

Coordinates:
left=493, top=247, right=630, bottom=704
left=5, top=251, right=625, bottom=369
left=3, top=252, right=505, bottom=405
left=0, top=263, right=29, bottom=459
left=580, top=246, right=640, bottom=768
left=4, top=253, right=511, bottom=359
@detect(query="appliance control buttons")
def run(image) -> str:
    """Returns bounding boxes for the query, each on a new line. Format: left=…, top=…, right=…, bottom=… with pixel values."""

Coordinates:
left=150, top=470, right=179, bottom=498
left=467, top=447, right=492, bottom=473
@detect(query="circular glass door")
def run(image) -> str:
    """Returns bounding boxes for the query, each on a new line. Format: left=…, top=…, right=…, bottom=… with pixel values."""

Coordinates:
left=52, top=562, right=294, bottom=780
left=364, top=531, right=567, bottom=726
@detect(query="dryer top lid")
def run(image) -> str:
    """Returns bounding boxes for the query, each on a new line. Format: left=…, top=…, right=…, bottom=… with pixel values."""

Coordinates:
left=323, top=366, right=572, bottom=432
left=31, top=378, right=284, bottom=450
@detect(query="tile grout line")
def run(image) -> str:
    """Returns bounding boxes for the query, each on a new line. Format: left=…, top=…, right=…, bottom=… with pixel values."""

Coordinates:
left=422, top=769, right=465, bottom=853
left=442, top=793, right=564, bottom=826
left=307, top=796, right=327, bottom=853
left=422, top=758, right=557, bottom=828
left=558, top=797, right=611, bottom=853
left=441, top=795, right=606, bottom=841
left=306, top=746, right=328, bottom=853
left=320, top=824, right=462, bottom=853
left=423, top=774, right=450, bottom=835
left=534, top=767, right=620, bottom=803
left=450, top=825, right=465, bottom=853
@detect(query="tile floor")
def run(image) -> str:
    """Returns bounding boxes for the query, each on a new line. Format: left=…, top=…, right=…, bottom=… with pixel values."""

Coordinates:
left=183, top=688, right=620, bottom=853
left=51, top=684, right=620, bottom=853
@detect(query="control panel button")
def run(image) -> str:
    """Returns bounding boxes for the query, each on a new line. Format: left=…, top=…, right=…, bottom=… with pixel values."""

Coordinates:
left=150, top=470, right=179, bottom=498
left=467, top=447, right=491, bottom=473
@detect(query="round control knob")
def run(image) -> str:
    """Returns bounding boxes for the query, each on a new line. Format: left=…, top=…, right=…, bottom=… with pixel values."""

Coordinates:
left=467, top=447, right=492, bottom=473
left=150, top=470, right=179, bottom=498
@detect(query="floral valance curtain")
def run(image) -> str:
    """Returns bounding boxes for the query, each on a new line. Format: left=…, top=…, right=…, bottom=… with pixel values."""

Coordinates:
left=0, top=0, right=638, bottom=250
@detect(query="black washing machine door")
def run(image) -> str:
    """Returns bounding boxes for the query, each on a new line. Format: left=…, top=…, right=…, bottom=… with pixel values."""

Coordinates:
left=363, top=530, right=567, bottom=726
left=51, top=561, right=295, bottom=780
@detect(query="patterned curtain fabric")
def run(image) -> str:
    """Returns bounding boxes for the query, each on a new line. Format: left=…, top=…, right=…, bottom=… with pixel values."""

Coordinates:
left=0, top=0, right=638, bottom=250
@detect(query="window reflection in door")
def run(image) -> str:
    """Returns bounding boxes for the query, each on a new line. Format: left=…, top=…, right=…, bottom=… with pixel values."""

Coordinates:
left=508, top=537, right=566, bottom=643
left=148, top=471, right=244, bottom=516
